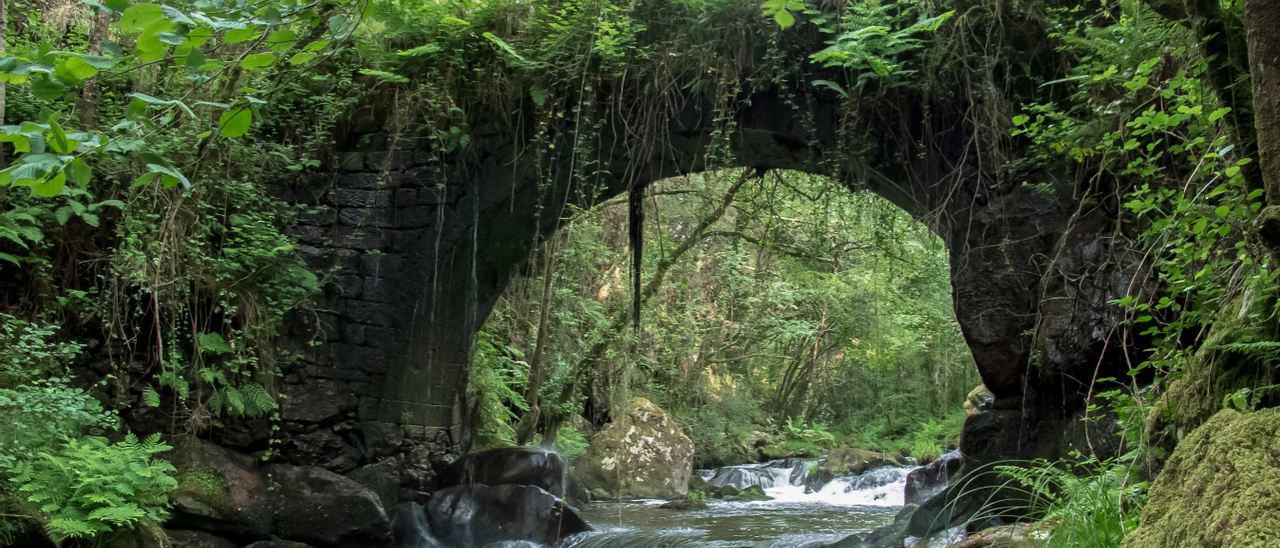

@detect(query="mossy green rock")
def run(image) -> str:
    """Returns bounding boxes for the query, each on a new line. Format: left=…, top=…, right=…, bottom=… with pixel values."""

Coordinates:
left=1123, top=408, right=1280, bottom=548
left=577, top=398, right=695, bottom=500
left=732, top=485, right=771, bottom=501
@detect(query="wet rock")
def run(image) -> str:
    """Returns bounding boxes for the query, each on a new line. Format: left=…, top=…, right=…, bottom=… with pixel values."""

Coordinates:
left=1122, top=408, right=1280, bottom=548
left=347, top=458, right=402, bottom=509
left=165, top=529, right=237, bottom=548
left=947, top=524, right=1043, bottom=548
left=659, top=498, right=708, bottom=510
left=167, top=439, right=391, bottom=548
left=894, top=504, right=917, bottom=524
left=427, top=484, right=593, bottom=546
left=689, top=474, right=710, bottom=498
left=726, top=485, right=771, bottom=501
left=904, top=450, right=962, bottom=506
left=436, top=446, right=586, bottom=504
left=712, top=485, right=739, bottom=498
left=388, top=502, right=447, bottom=548
left=168, top=439, right=274, bottom=538
left=804, top=449, right=905, bottom=492
left=242, top=539, right=313, bottom=548
left=577, top=398, right=695, bottom=500
left=268, top=464, right=393, bottom=548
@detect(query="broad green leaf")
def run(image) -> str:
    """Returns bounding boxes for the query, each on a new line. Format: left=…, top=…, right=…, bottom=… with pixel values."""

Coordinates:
left=29, top=75, right=68, bottom=100
left=67, top=159, right=92, bottom=186
left=773, top=9, right=795, bottom=28
left=1208, top=107, right=1231, bottom=122
left=32, top=171, right=67, bottom=198
left=120, top=4, right=164, bottom=32
left=288, top=52, right=317, bottom=65
left=225, top=26, right=258, bottom=44
left=240, top=53, right=276, bottom=70
left=303, top=39, right=330, bottom=52
left=267, top=29, right=297, bottom=52
left=219, top=108, right=253, bottom=138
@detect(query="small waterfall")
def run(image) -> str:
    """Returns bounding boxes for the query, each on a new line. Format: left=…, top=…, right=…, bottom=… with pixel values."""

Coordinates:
left=707, top=460, right=796, bottom=490
left=764, top=466, right=914, bottom=507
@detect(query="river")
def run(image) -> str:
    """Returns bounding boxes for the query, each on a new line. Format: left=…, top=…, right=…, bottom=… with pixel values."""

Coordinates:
left=562, top=463, right=922, bottom=548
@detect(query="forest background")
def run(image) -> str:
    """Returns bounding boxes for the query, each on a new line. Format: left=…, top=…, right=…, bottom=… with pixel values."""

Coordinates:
left=0, top=0, right=1277, bottom=546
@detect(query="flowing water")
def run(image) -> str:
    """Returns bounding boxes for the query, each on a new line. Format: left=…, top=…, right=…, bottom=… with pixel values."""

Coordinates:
left=564, top=462, right=918, bottom=548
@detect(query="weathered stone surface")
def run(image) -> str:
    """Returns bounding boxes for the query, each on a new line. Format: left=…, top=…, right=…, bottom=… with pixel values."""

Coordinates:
left=348, top=458, right=402, bottom=508
left=804, top=449, right=905, bottom=492
left=280, top=428, right=360, bottom=472
left=435, top=446, right=582, bottom=502
left=577, top=398, right=695, bottom=499
left=169, top=439, right=274, bottom=538
left=169, top=440, right=390, bottom=547
left=389, top=502, right=448, bottom=548
left=242, top=539, right=313, bottom=548
left=904, top=450, right=962, bottom=506
left=268, top=464, right=393, bottom=548
left=1123, top=408, right=1280, bottom=548
left=164, top=529, right=238, bottom=548
left=946, top=524, right=1043, bottom=548
left=427, top=484, right=592, bottom=547
left=281, top=379, right=357, bottom=423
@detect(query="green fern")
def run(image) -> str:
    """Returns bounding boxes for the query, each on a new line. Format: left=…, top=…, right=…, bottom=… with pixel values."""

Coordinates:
left=9, top=433, right=176, bottom=541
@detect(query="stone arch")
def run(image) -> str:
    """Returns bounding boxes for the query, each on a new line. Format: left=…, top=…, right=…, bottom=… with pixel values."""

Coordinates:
left=275, top=75, right=1128, bottom=478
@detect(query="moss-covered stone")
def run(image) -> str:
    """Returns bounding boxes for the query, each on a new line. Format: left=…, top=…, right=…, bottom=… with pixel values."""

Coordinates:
left=1123, top=408, right=1280, bottom=548
left=732, top=485, right=772, bottom=501
left=577, top=398, right=695, bottom=500
left=1146, top=297, right=1275, bottom=454
left=804, top=448, right=905, bottom=491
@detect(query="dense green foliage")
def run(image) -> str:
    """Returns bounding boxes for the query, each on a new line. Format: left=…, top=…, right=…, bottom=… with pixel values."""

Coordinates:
left=0, top=0, right=1278, bottom=543
left=473, top=170, right=977, bottom=463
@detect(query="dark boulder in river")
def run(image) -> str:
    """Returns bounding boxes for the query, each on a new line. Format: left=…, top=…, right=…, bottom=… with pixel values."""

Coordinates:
left=903, top=450, right=962, bottom=506
left=435, top=446, right=588, bottom=505
left=427, top=484, right=593, bottom=547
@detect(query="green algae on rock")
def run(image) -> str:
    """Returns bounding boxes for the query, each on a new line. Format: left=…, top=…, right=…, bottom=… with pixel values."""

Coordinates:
left=1123, top=408, right=1280, bottom=548
left=577, top=398, right=695, bottom=500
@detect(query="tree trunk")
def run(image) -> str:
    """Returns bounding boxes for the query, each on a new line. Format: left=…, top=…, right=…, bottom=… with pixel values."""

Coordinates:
left=0, top=0, right=7, bottom=169
left=514, top=245, right=556, bottom=446
left=1245, top=0, right=1280, bottom=248
left=79, top=7, right=110, bottom=130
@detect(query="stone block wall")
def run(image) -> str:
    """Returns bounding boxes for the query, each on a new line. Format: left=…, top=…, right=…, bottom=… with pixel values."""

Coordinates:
left=263, top=133, right=480, bottom=477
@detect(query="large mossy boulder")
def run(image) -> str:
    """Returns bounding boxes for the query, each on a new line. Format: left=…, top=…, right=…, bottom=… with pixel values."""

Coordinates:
left=167, top=439, right=392, bottom=548
left=1123, top=408, right=1280, bottom=548
left=804, top=448, right=905, bottom=492
left=577, top=398, right=695, bottom=499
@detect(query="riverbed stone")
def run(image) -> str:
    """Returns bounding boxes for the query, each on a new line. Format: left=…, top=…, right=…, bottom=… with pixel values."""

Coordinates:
left=435, top=446, right=585, bottom=503
left=347, top=458, right=402, bottom=508
left=577, top=398, right=695, bottom=499
left=1122, top=408, right=1280, bottom=548
left=805, top=449, right=905, bottom=492
left=165, top=529, right=237, bottom=548
left=904, top=450, right=962, bottom=505
left=166, top=439, right=391, bottom=547
left=426, top=484, right=592, bottom=546
left=268, top=464, right=393, bottom=548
